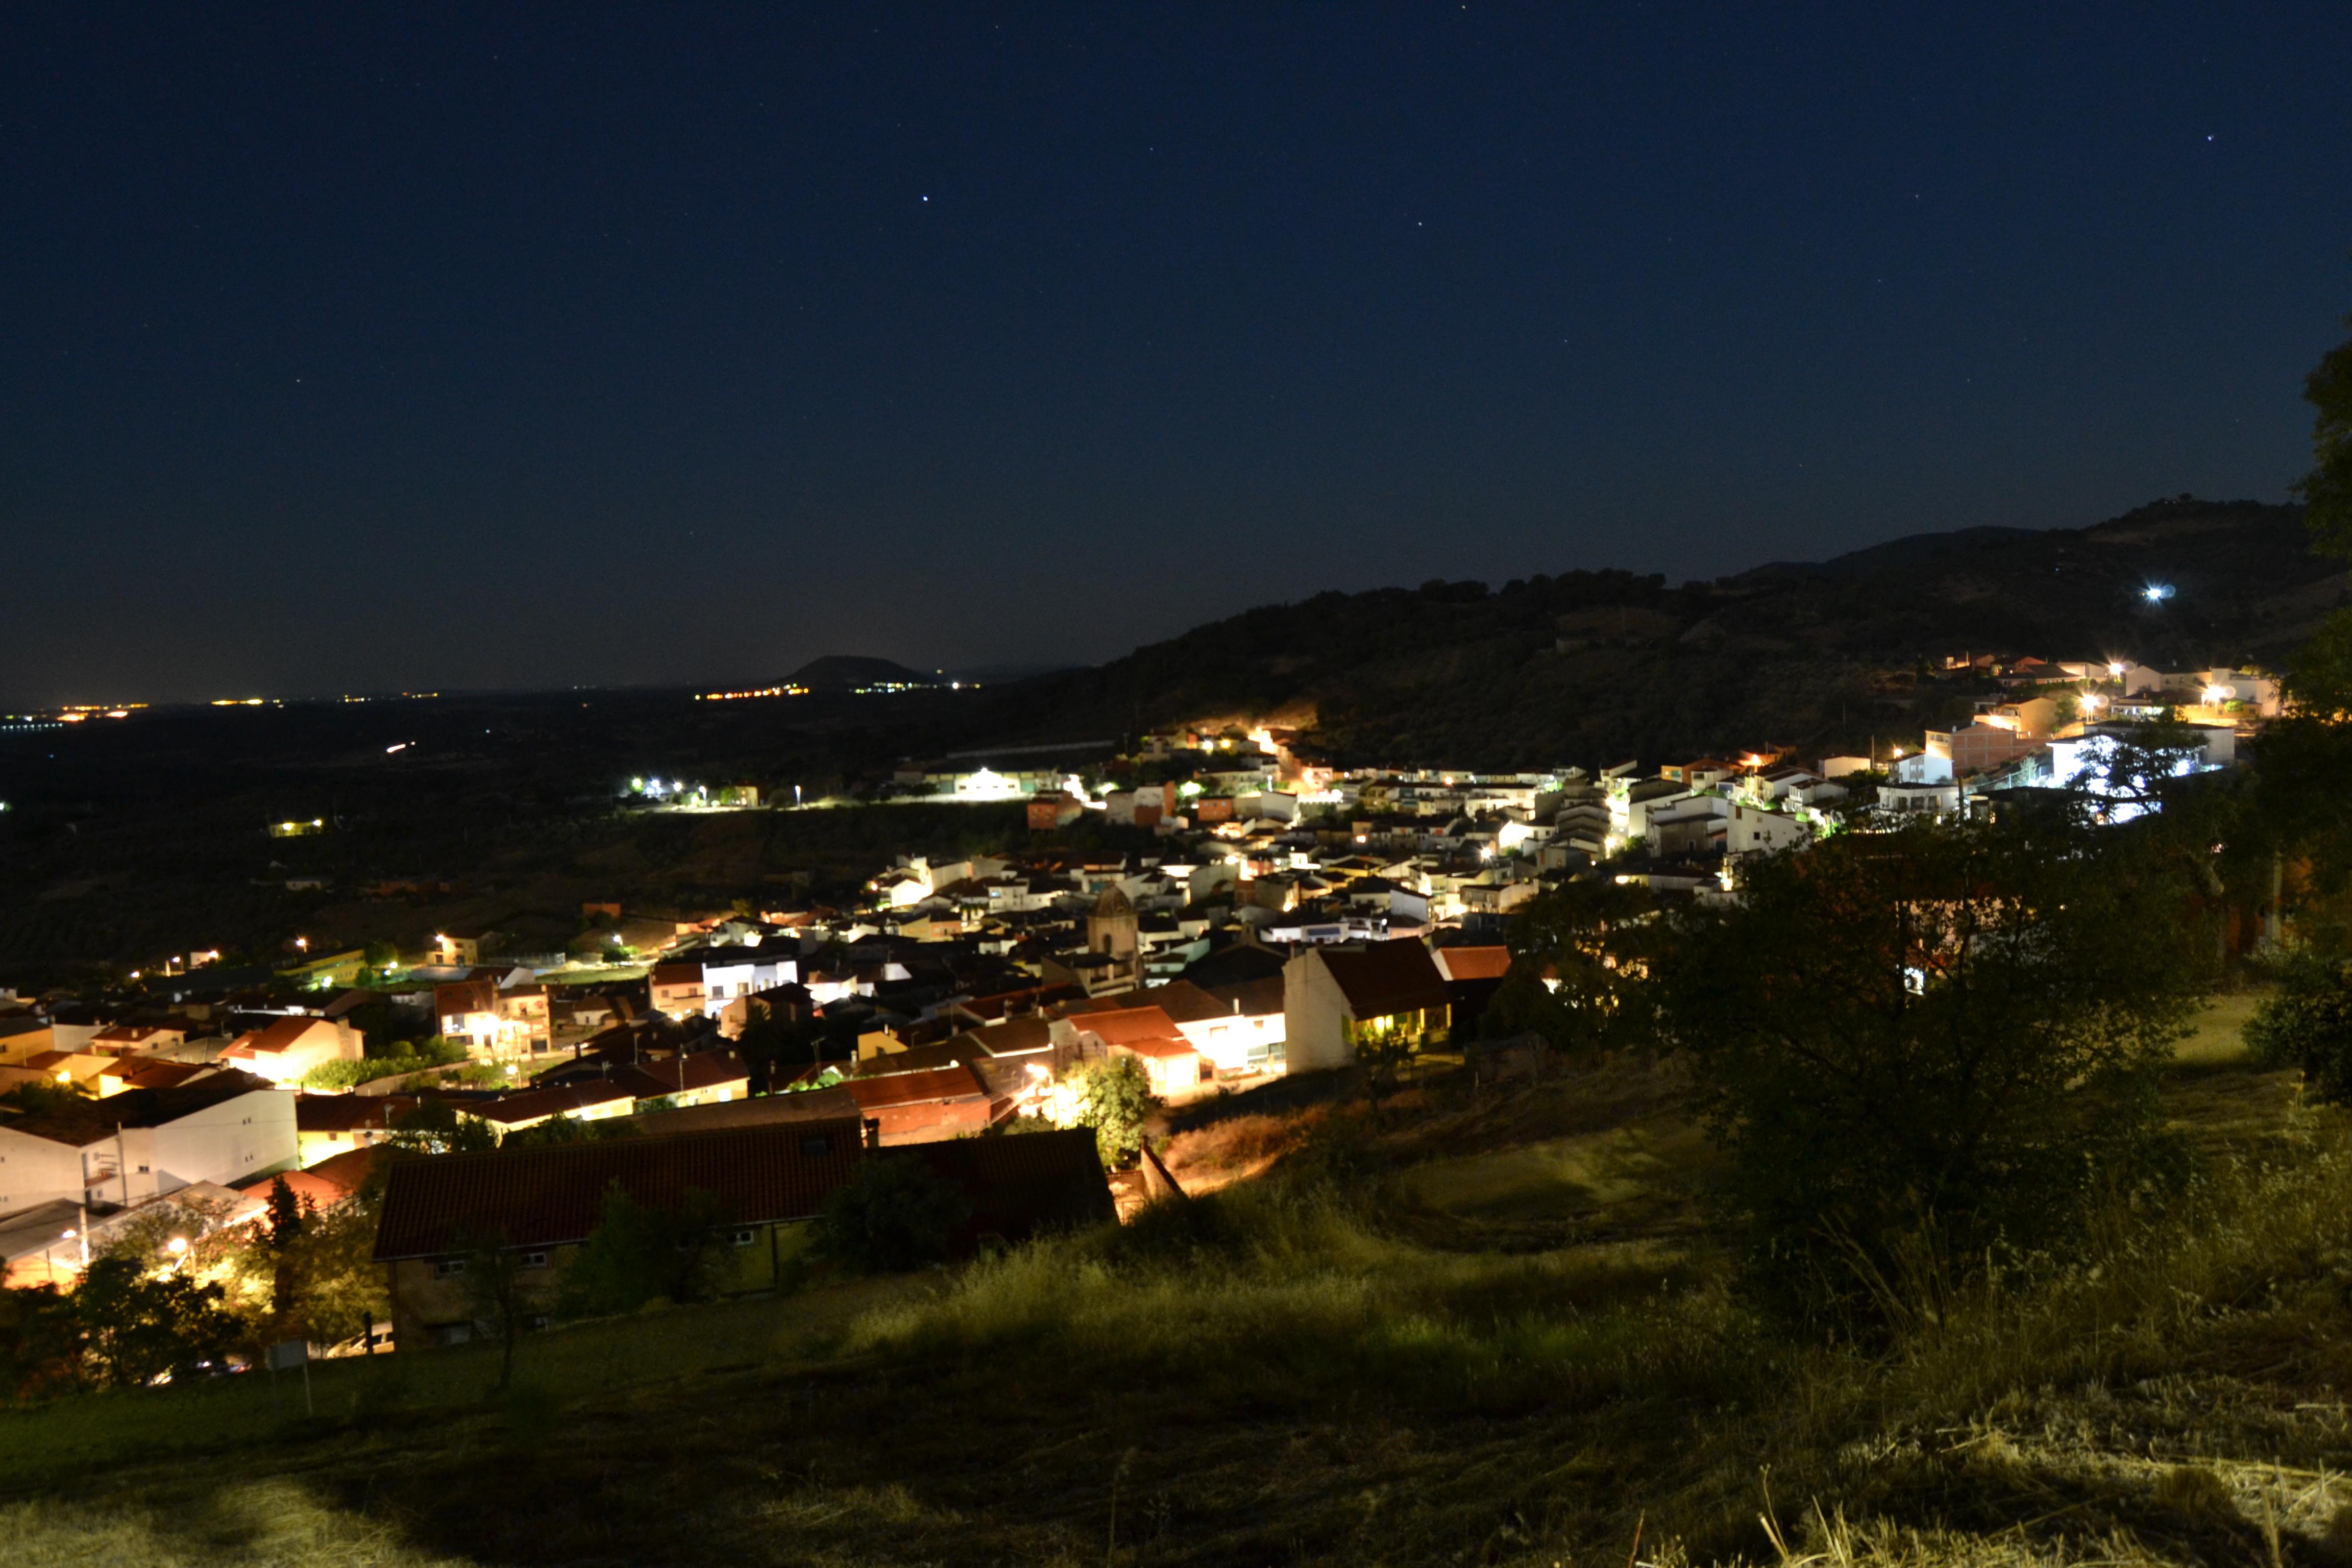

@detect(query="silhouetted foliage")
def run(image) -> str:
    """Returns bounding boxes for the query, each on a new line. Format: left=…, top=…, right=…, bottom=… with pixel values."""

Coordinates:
left=559, top=1184, right=730, bottom=1316
left=1658, top=816, right=2209, bottom=1326
left=817, top=1157, right=969, bottom=1274
left=1483, top=878, right=1662, bottom=1055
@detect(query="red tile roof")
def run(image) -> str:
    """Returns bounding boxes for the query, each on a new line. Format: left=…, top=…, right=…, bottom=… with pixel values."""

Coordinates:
left=1316, top=940, right=1449, bottom=1019
left=237, top=1147, right=377, bottom=1210
left=373, top=1117, right=866, bottom=1259
left=225, top=1016, right=335, bottom=1057
left=610, top=1049, right=750, bottom=1099
left=1435, top=946, right=1511, bottom=982
left=840, top=1065, right=989, bottom=1111
left=433, top=981, right=497, bottom=1018
left=1072, top=1006, right=1183, bottom=1047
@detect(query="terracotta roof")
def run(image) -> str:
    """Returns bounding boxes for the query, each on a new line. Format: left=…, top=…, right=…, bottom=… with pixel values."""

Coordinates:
left=225, top=1016, right=336, bottom=1058
left=1435, top=946, right=1511, bottom=982
left=840, top=1065, right=989, bottom=1110
left=1206, top=975, right=1285, bottom=1019
left=92, top=1024, right=176, bottom=1045
left=1316, top=941, right=1449, bottom=1020
left=373, top=1117, right=866, bottom=1259
left=610, top=1049, right=751, bottom=1099
left=1130, top=980, right=1229, bottom=1025
left=434, top=981, right=498, bottom=1017
left=105, top=1060, right=215, bottom=1093
left=1071, top=1006, right=1183, bottom=1047
left=237, top=1147, right=377, bottom=1209
left=966, top=1016, right=1053, bottom=1054
left=1112, top=1036, right=1198, bottom=1060
left=625, top=1087, right=862, bottom=1137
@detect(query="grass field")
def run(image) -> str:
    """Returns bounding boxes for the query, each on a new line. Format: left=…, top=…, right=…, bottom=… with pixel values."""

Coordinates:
left=7, top=998, right=2352, bottom=1567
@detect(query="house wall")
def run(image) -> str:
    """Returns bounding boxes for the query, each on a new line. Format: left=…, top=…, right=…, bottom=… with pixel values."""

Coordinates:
left=0, top=1129, right=86, bottom=1212
left=1173, top=1010, right=1286, bottom=1075
left=151, top=1088, right=299, bottom=1198
left=388, top=1220, right=818, bottom=1344
left=1281, top=951, right=1357, bottom=1074
left=0, top=1088, right=295, bottom=1210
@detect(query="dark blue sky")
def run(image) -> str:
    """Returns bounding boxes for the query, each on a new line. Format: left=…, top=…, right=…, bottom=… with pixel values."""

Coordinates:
left=4, top=4, right=2348, bottom=705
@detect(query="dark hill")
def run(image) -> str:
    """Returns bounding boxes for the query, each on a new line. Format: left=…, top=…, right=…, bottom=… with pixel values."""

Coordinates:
left=996, top=497, right=2340, bottom=769
left=789, top=655, right=944, bottom=691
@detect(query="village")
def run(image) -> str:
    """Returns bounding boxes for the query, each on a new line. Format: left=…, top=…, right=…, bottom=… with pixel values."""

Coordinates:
left=0, top=648, right=2283, bottom=1355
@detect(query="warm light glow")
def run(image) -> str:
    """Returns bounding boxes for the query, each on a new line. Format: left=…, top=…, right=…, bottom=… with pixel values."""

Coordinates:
left=2203, top=684, right=2232, bottom=706
left=2108, top=661, right=2125, bottom=677
left=166, top=1237, right=188, bottom=1255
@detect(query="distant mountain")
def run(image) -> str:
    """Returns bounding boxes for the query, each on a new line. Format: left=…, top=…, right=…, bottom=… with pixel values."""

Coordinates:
left=991, top=497, right=2339, bottom=769
left=788, top=655, right=945, bottom=691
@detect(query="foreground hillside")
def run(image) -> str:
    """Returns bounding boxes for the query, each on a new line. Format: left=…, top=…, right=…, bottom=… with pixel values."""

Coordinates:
left=1004, top=496, right=2333, bottom=766
left=9, top=1004, right=2352, bottom=1567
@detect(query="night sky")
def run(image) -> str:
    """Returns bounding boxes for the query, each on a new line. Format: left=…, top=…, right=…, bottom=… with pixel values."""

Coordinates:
left=5, top=4, right=2349, bottom=707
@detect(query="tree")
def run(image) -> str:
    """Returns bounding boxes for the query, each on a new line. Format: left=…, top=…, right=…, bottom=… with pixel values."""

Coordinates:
left=2246, top=951, right=2352, bottom=1102
left=817, top=1157, right=969, bottom=1273
left=261, top=1175, right=306, bottom=1337
left=362, top=938, right=399, bottom=971
left=282, top=1198, right=390, bottom=1351
left=388, top=1098, right=500, bottom=1154
left=454, top=1224, right=528, bottom=1391
left=1070, top=1056, right=1158, bottom=1168
left=734, top=998, right=825, bottom=1090
left=1482, top=877, right=1662, bottom=1056
left=0, top=1286, right=83, bottom=1403
left=558, top=1184, right=731, bottom=1316
left=73, top=1255, right=239, bottom=1386
left=2302, top=305, right=2352, bottom=559
left=0, top=1080, right=91, bottom=1116
left=1659, top=816, right=2206, bottom=1325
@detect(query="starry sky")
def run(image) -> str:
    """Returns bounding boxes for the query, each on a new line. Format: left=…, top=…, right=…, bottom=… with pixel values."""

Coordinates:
left=4, top=4, right=2349, bottom=706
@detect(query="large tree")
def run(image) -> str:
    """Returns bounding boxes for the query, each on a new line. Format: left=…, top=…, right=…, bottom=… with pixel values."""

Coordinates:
left=2303, top=306, right=2352, bottom=559
left=1659, top=816, right=2207, bottom=1324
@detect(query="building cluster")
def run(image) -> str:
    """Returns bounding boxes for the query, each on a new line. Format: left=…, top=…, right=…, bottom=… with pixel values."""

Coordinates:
left=0, top=667, right=2273, bottom=1352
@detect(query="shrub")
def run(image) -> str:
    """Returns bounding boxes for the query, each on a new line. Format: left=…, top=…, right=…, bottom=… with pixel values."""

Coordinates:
left=2246, top=951, right=2352, bottom=1101
left=818, top=1157, right=969, bottom=1274
left=1661, top=815, right=2207, bottom=1325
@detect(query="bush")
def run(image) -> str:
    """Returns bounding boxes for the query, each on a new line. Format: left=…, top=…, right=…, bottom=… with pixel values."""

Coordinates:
left=2246, top=951, right=2352, bottom=1101
left=818, top=1157, right=970, bottom=1274
left=559, top=1185, right=731, bottom=1317
left=1660, top=815, right=2207, bottom=1325
left=301, top=1036, right=464, bottom=1090
left=72, top=1256, right=239, bottom=1387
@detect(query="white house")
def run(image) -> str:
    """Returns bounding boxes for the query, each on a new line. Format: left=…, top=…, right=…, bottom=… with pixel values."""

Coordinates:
left=0, top=1071, right=297, bottom=1213
left=217, top=1016, right=362, bottom=1085
left=1282, top=940, right=1451, bottom=1074
left=1726, top=801, right=1813, bottom=855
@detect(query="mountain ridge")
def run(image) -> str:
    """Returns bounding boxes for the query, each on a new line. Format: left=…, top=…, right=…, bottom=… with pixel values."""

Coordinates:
left=993, top=496, right=2334, bottom=768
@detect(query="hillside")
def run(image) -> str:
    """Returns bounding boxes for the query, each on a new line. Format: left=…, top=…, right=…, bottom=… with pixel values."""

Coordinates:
left=1003, top=497, right=2336, bottom=767
left=9, top=1018, right=2352, bottom=1568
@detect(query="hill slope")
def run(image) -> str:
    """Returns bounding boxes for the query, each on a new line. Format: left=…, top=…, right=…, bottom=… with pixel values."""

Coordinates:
left=1002, top=497, right=2336, bottom=767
